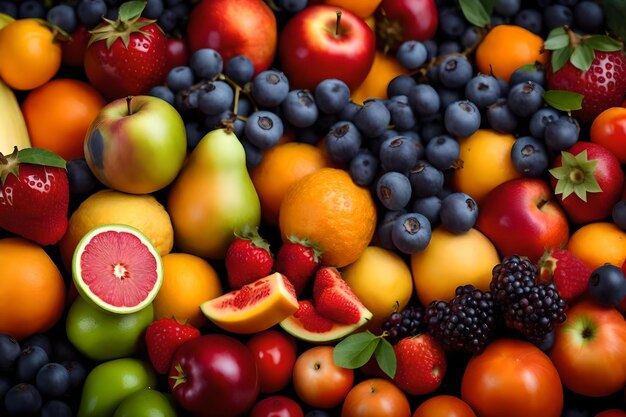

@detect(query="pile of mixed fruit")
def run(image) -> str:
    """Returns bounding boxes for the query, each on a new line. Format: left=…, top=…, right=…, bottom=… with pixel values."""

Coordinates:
left=1, top=0, right=626, bottom=416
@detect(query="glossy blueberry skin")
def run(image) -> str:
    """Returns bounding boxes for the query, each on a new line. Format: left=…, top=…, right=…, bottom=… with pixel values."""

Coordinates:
left=282, top=89, right=319, bottom=128
left=444, top=100, right=481, bottom=138
left=315, top=78, right=350, bottom=115
left=379, top=135, right=422, bottom=173
left=529, top=107, right=561, bottom=139
left=391, top=212, right=432, bottom=255
left=439, top=192, right=479, bottom=234
left=544, top=116, right=580, bottom=152
left=354, top=100, right=391, bottom=139
left=244, top=111, right=284, bottom=149
left=438, top=55, right=473, bottom=89
left=36, top=363, right=70, bottom=398
left=325, top=121, right=362, bottom=164
left=376, top=171, right=413, bottom=211
left=388, top=75, right=417, bottom=98
left=425, top=135, right=460, bottom=170
left=251, top=70, right=290, bottom=107
left=487, top=99, right=518, bottom=134
left=465, top=74, right=501, bottom=109
left=507, top=81, right=545, bottom=118
left=396, top=40, right=428, bottom=71
left=190, top=48, right=224, bottom=80
left=16, top=346, right=49, bottom=382
left=588, top=264, right=626, bottom=307
left=386, top=95, right=417, bottom=131
left=409, top=161, right=444, bottom=198
left=166, top=66, right=195, bottom=93
left=4, top=383, right=42, bottom=415
left=225, top=55, right=255, bottom=85
left=511, top=136, right=549, bottom=178
left=350, top=151, right=379, bottom=187
left=409, top=84, right=440, bottom=117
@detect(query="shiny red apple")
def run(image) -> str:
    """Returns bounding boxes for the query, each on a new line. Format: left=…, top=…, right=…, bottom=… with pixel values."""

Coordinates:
left=375, top=0, right=439, bottom=50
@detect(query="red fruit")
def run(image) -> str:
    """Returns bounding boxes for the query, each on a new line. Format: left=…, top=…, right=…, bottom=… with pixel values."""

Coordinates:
left=312, top=267, right=366, bottom=325
left=375, top=0, right=439, bottom=50
left=61, top=24, right=91, bottom=67
left=145, top=317, right=201, bottom=374
left=165, top=37, right=189, bottom=74
left=275, top=238, right=322, bottom=295
left=393, top=334, right=447, bottom=396
left=549, top=142, right=624, bottom=224
left=84, top=3, right=168, bottom=100
left=225, top=226, right=274, bottom=290
left=538, top=248, right=591, bottom=302
left=0, top=147, right=69, bottom=246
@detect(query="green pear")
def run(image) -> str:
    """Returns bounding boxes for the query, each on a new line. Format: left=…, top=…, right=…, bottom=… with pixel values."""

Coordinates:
left=77, top=358, right=157, bottom=417
left=167, top=128, right=261, bottom=259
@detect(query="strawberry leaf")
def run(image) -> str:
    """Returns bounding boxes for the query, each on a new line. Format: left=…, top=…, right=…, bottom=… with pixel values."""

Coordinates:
left=544, top=27, right=569, bottom=50
left=459, top=0, right=490, bottom=28
left=542, top=90, right=583, bottom=112
left=333, top=332, right=380, bottom=370
left=584, top=35, right=623, bottom=52
left=374, top=338, right=397, bottom=379
left=551, top=45, right=574, bottom=72
left=17, top=148, right=66, bottom=169
left=119, top=1, right=146, bottom=21
left=570, top=43, right=595, bottom=71
left=517, top=63, right=538, bottom=73
left=549, top=150, right=602, bottom=202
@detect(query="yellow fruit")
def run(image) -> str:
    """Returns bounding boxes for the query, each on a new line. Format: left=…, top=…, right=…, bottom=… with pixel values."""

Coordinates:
left=567, top=222, right=626, bottom=270
left=342, top=246, right=413, bottom=332
left=411, top=227, right=500, bottom=306
left=154, top=253, right=223, bottom=328
left=452, top=129, right=521, bottom=203
left=200, top=272, right=299, bottom=334
left=59, top=189, right=174, bottom=272
left=351, top=51, right=410, bottom=105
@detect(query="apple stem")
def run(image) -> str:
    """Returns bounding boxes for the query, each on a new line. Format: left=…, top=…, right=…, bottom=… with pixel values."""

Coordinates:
left=537, top=199, right=549, bottom=210
left=335, top=10, right=342, bottom=36
left=126, top=96, right=134, bottom=115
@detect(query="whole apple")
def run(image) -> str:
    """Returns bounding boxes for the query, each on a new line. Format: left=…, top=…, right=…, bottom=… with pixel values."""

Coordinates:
left=375, top=0, right=439, bottom=50
left=168, top=334, right=260, bottom=417
left=475, top=178, right=570, bottom=262
left=278, top=5, right=376, bottom=91
left=84, top=95, right=187, bottom=195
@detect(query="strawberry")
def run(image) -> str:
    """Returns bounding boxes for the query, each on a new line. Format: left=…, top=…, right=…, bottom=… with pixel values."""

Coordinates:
left=225, top=225, right=274, bottom=290
left=275, top=237, right=323, bottom=295
left=544, top=28, right=626, bottom=121
left=549, top=141, right=624, bottom=224
left=393, top=334, right=447, bottom=396
left=145, top=318, right=201, bottom=375
left=538, top=248, right=591, bottom=302
left=0, top=147, right=69, bottom=246
left=84, top=1, right=168, bottom=100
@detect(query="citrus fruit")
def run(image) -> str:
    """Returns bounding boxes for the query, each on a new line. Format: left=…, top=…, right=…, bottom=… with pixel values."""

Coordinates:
left=411, top=227, right=500, bottom=306
left=251, top=142, right=332, bottom=225
left=22, top=78, right=106, bottom=161
left=324, top=0, right=382, bottom=18
left=475, top=25, right=548, bottom=83
left=0, top=237, right=66, bottom=340
left=153, top=253, right=223, bottom=328
left=200, top=272, right=299, bottom=334
left=567, top=222, right=626, bottom=270
left=452, top=129, right=521, bottom=203
left=351, top=50, right=410, bottom=104
left=72, top=224, right=164, bottom=314
left=279, top=168, right=377, bottom=268
left=342, top=246, right=413, bottom=332
left=59, top=189, right=174, bottom=271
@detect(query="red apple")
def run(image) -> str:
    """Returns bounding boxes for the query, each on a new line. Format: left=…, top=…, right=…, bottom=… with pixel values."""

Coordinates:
left=475, top=178, right=570, bottom=262
left=186, top=0, right=277, bottom=75
left=165, top=37, right=190, bottom=74
left=246, top=329, right=297, bottom=394
left=278, top=5, right=376, bottom=91
left=375, top=0, right=439, bottom=50
left=249, top=396, right=304, bottom=417
left=550, top=299, right=626, bottom=397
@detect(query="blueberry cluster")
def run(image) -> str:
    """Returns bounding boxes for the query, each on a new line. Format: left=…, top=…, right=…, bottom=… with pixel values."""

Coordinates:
left=0, top=333, right=87, bottom=417
left=380, top=305, right=426, bottom=345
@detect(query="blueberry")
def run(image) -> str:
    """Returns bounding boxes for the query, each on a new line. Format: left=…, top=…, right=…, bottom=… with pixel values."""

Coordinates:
left=0, top=375, right=11, bottom=400
left=36, top=363, right=69, bottom=398
left=204, top=110, right=236, bottom=131
left=494, top=0, right=521, bottom=17
left=538, top=330, right=556, bottom=352
left=391, top=213, right=432, bottom=254
left=396, top=40, right=428, bottom=71
left=325, top=121, right=362, bottom=163
left=77, top=0, right=107, bottom=27
left=529, top=107, right=561, bottom=139
left=224, top=55, right=255, bottom=86
left=157, top=8, right=177, bottom=32
left=46, top=5, right=78, bottom=34
left=438, top=56, right=473, bottom=89
left=440, top=192, right=478, bottom=234
left=185, top=121, right=206, bottom=151
left=376, top=172, right=412, bottom=210
left=464, top=74, right=501, bottom=109
left=0, top=334, right=20, bottom=371
left=425, top=135, right=460, bottom=170
left=460, top=26, right=481, bottom=49
left=190, top=48, right=223, bottom=80
left=175, top=88, right=200, bottom=112
left=349, top=150, right=379, bottom=187
left=315, top=78, right=350, bottom=114
left=63, top=360, right=87, bottom=393
left=588, top=264, right=626, bottom=307
left=386, top=95, right=417, bottom=131
left=276, top=0, right=308, bottom=12
left=305, top=410, right=331, bottom=417
left=612, top=200, right=626, bottom=230
left=574, top=1, right=604, bottom=34
left=445, top=100, right=481, bottom=138
left=375, top=210, right=407, bottom=250
left=438, top=40, right=462, bottom=56
left=368, top=129, right=399, bottom=156
left=408, top=84, right=440, bottom=117
left=513, top=8, right=543, bottom=35
left=354, top=100, right=391, bottom=138
left=198, top=80, right=234, bottom=116
left=18, top=0, right=45, bottom=19
left=423, top=39, right=438, bottom=61
left=507, top=81, right=545, bottom=118
left=486, top=99, right=518, bottom=133
left=420, top=116, right=445, bottom=143
left=142, top=0, right=164, bottom=19
left=511, top=136, right=549, bottom=177
left=282, top=89, right=319, bottom=128
left=244, top=111, right=283, bottom=149
left=251, top=70, right=290, bottom=107
left=438, top=8, right=466, bottom=39
left=0, top=1, right=17, bottom=17
left=544, top=116, right=579, bottom=152
left=20, top=334, right=52, bottom=358
left=166, top=66, right=195, bottom=93
left=409, top=161, right=444, bottom=198
left=437, top=87, right=463, bottom=110
left=544, top=4, right=574, bottom=30
left=412, top=196, right=442, bottom=226
left=4, top=383, right=42, bottom=415
left=16, top=346, right=49, bottom=382
left=235, top=96, right=253, bottom=117
left=148, top=85, right=175, bottom=105
left=379, top=136, right=422, bottom=173
left=388, top=75, right=417, bottom=98
left=66, top=157, right=98, bottom=194
left=510, top=64, right=545, bottom=87
left=316, top=112, right=338, bottom=130
left=41, top=400, right=73, bottom=417
left=338, top=100, right=360, bottom=122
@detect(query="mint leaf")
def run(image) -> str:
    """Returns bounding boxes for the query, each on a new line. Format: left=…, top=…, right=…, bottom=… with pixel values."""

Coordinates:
left=17, top=148, right=66, bottom=169
left=333, top=332, right=380, bottom=370
left=542, top=90, right=583, bottom=112
left=602, top=0, right=626, bottom=43
left=551, top=45, right=573, bottom=72
left=544, top=27, right=569, bottom=50
left=459, top=0, right=490, bottom=28
left=374, top=338, right=397, bottom=379
left=570, top=44, right=595, bottom=71
left=584, top=35, right=623, bottom=52
left=118, top=1, right=146, bottom=21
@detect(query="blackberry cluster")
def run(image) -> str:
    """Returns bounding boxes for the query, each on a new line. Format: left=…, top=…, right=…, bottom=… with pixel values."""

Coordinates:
left=490, top=255, right=567, bottom=344
left=425, top=285, right=497, bottom=354
left=381, top=305, right=425, bottom=345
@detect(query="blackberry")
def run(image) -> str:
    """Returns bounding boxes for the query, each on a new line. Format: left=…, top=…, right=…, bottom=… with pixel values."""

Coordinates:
left=381, top=305, right=425, bottom=345
left=425, top=285, right=497, bottom=354
left=490, top=255, right=538, bottom=306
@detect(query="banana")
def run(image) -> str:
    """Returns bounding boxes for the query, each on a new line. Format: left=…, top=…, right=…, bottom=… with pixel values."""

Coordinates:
left=0, top=79, right=31, bottom=155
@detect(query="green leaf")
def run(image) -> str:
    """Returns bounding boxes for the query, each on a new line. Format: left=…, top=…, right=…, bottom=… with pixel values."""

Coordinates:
left=544, top=27, right=570, bottom=50
left=333, top=332, right=380, bottom=370
left=551, top=45, right=574, bottom=72
left=374, top=338, right=396, bottom=379
left=517, top=63, right=537, bottom=73
left=17, top=148, right=66, bottom=169
left=542, top=90, right=583, bottom=112
left=479, top=0, right=495, bottom=14
left=570, top=43, right=595, bottom=71
left=584, top=35, right=623, bottom=52
left=118, top=1, right=146, bottom=21
left=602, top=0, right=626, bottom=43
left=459, top=0, right=490, bottom=28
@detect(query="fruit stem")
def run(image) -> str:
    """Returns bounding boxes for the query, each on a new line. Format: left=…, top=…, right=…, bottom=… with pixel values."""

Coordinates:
left=537, top=199, right=550, bottom=210
left=565, top=26, right=580, bottom=48
left=126, top=96, right=133, bottom=115
left=569, top=167, right=585, bottom=184
left=335, top=10, right=342, bottom=36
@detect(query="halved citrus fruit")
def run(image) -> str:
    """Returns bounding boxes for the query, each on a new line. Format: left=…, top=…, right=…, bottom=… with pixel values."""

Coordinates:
left=200, top=272, right=299, bottom=334
left=72, top=224, right=163, bottom=314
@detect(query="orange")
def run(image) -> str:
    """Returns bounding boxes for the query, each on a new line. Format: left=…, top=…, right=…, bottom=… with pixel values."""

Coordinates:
left=0, top=18, right=62, bottom=90
left=475, top=25, right=548, bottom=82
left=251, top=142, right=332, bottom=225
left=279, top=168, right=377, bottom=268
left=22, top=78, right=106, bottom=160
left=567, top=222, right=626, bottom=270
left=0, top=237, right=66, bottom=340
left=413, top=395, right=477, bottom=417
left=452, top=129, right=521, bottom=203
left=153, top=253, right=223, bottom=328
left=324, top=0, right=382, bottom=19
left=351, top=50, right=410, bottom=104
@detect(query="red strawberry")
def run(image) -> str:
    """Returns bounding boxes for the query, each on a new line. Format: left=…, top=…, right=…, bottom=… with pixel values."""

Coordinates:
left=545, top=28, right=626, bottom=121
left=0, top=147, right=69, bottom=246
left=225, top=226, right=274, bottom=290
left=549, top=142, right=624, bottom=224
left=145, top=317, right=201, bottom=374
left=393, top=334, right=447, bottom=396
left=275, top=237, right=322, bottom=295
left=84, top=1, right=168, bottom=100
left=312, top=267, right=366, bottom=325
left=538, top=248, right=591, bottom=302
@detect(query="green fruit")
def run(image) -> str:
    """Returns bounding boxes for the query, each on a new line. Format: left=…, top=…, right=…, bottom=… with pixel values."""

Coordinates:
left=0, top=13, right=15, bottom=30
left=113, top=389, right=178, bottom=417
left=78, top=358, right=157, bottom=417
left=66, top=296, right=154, bottom=361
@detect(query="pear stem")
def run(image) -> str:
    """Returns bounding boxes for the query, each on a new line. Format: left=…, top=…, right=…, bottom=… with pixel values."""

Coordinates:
left=335, top=11, right=342, bottom=36
left=126, top=96, right=133, bottom=115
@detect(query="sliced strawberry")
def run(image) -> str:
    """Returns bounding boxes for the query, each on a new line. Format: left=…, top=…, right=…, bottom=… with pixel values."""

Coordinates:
left=312, top=267, right=366, bottom=325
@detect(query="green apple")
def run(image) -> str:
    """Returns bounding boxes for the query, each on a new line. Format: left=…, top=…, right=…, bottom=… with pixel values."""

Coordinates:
left=0, top=13, right=15, bottom=30
left=84, top=95, right=187, bottom=194
left=113, top=389, right=178, bottom=417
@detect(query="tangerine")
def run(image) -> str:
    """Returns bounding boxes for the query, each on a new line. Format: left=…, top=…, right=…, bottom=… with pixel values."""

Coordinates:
left=351, top=50, right=410, bottom=104
left=279, top=168, right=377, bottom=268
left=323, top=0, right=382, bottom=18
left=567, top=222, right=626, bottom=270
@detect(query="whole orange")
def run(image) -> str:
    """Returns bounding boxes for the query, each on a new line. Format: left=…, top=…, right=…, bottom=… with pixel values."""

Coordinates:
left=567, top=222, right=626, bottom=270
left=412, top=395, right=477, bottom=417
left=324, top=0, right=382, bottom=18
left=0, top=237, right=66, bottom=340
left=475, top=25, right=547, bottom=82
left=279, top=168, right=377, bottom=267
left=22, top=78, right=106, bottom=160
left=251, top=142, right=332, bottom=225
left=351, top=50, right=410, bottom=104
